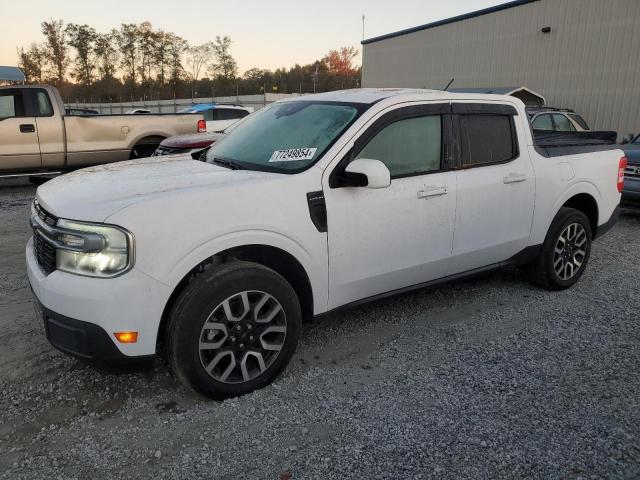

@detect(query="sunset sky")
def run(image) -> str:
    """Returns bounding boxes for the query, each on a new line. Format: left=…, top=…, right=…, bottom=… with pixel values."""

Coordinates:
left=0, top=0, right=505, bottom=74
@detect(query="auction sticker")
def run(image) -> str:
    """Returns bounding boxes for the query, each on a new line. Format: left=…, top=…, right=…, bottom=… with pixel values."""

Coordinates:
left=269, top=148, right=317, bottom=162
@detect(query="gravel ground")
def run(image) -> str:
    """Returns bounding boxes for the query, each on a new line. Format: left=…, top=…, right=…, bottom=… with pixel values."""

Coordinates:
left=0, top=179, right=639, bottom=480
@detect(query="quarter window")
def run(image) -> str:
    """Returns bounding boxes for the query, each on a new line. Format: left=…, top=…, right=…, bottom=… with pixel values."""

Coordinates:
left=459, top=114, right=516, bottom=166
left=355, top=115, right=442, bottom=177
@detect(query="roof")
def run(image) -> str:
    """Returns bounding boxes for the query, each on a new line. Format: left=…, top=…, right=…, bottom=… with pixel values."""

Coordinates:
left=282, top=88, right=445, bottom=105
left=448, top=86, right=545, bottom=103
left=0, top=66, right=25, bottom=82
left=362, top=0, right=540, bottom=45
left=279, top=88, right=523, bottom=106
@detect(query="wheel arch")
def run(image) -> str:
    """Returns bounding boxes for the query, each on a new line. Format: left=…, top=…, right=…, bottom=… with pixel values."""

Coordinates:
left=156, top=243, right=315, bottom=352
left=561, top=192, right=599, bottom=237
left=128, top=134, right=167, bottom=158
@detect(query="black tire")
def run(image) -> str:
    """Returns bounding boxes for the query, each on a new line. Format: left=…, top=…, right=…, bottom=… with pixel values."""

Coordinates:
left=130, top=143, right=160, bottom=159
left=531, top=207, right=592, bottom=290
left=166, top=261, right=302, bottom=399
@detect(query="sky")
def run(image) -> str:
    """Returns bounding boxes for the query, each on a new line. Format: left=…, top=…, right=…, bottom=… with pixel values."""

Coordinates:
left=0, top=0, right=506, bottom=74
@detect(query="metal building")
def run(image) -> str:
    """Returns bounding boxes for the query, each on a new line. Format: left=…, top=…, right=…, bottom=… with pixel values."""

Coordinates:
left=362, top=0, right=640, bottom=136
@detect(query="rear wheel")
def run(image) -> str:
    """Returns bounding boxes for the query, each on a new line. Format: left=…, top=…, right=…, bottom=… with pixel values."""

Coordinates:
left=166, top=261, right=302, bottom=399
left=531, top=207, right=592, bottom=290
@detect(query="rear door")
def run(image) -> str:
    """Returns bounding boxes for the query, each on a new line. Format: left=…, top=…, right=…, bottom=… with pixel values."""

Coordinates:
left=0, top=88, right=41, bottom=171
left=449, top=103, right=535, bottom=273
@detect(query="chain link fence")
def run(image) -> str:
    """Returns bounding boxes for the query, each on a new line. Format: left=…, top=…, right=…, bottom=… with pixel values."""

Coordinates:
left=65, top=93, right=303, bottom=114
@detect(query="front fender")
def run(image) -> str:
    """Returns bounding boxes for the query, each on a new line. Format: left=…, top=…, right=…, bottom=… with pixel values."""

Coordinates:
left=160, top=229, right=328, bottom=316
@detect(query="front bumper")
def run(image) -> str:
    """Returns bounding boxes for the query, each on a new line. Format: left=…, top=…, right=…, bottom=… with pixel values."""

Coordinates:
left=33, top=297, right=133, bottom=360
left=621, top=175, right=640, bottom=206
left=27, top=237, right=172, bottom=358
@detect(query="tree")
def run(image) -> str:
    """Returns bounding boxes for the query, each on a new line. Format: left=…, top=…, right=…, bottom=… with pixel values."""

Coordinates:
left=94, top=31, right=119, bottom=80
left=208, top=36, right=237, bottom=80
left=116, top=23, right=139, bottom=91
left=136, top=21, right=155, bottom=90
left=166, top=33, right=188, bottom=95
left=17, top=43, right=46, bottom=83
left=185, top=42, right=213, bottom=82
left=324, top=46, right=359, bottom=77
left=65, top=23, right=97, bottom=85
left=41, top=19, right=69, bottom=84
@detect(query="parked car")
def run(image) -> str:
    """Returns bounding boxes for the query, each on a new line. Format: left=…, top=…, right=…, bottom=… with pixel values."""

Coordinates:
left=178, top=103, right=251, bottom=132
left=28, top=89, right=624, bottom=399
left=125, top=108, right=152, bottom=115
left=0, top=85, right=204, bottom=178
left=64, top=107, right=100, bottom=116
left=153, top=131, right=226, bottom=156
left=528, top=107, right=591, bottom=132
left=621, top=133, right=640, bottom=206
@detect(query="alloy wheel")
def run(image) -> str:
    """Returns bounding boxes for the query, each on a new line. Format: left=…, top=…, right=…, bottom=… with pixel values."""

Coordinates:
left=198, top=290, right=287, bottom=384
left=553, top=222, right=588, bottom=281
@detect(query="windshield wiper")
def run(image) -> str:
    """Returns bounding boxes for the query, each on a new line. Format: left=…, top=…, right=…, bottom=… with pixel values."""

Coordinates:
left=211, top=156, right=243, bottom=170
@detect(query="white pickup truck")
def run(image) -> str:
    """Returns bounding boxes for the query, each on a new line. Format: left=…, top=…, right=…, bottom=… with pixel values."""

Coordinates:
left=27, top=89, right=625, bottom=399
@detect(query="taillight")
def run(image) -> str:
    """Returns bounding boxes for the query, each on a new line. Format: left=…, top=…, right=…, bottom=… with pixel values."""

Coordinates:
left=618, top=156, right=627, bottom=193
left=197, top=119, right=206, bottom=133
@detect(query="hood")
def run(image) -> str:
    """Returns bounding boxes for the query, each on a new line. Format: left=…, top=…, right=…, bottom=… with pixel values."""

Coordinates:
left=37, top=156, right=281, bottom=222
left=162, top=131, right=225, bottom=149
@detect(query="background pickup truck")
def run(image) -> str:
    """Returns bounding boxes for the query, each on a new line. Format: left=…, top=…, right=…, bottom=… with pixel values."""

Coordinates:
left=27, top=89, right=625, bottom=400
left=0, top=85, right=204, bottom=178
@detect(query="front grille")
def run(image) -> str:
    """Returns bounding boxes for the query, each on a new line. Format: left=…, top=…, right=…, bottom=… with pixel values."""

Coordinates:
left=33, top=229, right=56, bottom=275
left=153, top=145, right=189, bottom=156
left=624, top=166, right=640, bottom=179
left=32, top=199, right=58, bottom=275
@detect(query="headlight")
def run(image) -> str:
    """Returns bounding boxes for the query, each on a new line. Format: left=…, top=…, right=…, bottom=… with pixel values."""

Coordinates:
left=55, top=219, right=134, bottom=278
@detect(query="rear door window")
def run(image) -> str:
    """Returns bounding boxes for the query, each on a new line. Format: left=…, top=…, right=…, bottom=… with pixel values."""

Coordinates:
left=568, top=113, right=589, bottom=130
left=459, top=114, right=517, bottom=166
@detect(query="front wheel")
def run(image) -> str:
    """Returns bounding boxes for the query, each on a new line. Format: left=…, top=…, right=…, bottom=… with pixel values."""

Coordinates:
left=530, top=207, right=592, bottom=290
left=166, top=261, right=302, bottom=399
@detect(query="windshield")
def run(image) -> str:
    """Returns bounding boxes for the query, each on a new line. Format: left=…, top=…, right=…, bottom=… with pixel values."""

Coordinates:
left=205, top=101, right=361, bottom=173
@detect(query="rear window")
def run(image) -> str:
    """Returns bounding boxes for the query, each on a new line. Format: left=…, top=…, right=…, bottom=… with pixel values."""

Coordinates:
left=568, top=113, right=589, bottom=130
left=0, top=90, right=25, bottom=118
left=459, top=115, right=516, bottom=166
left=532, top=114, right=553, bottom=131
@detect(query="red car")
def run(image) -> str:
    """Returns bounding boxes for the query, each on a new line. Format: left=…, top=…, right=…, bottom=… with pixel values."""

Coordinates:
left=152, top=131, right=225, bottom=156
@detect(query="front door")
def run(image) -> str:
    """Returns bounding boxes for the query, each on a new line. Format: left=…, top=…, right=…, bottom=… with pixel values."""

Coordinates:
left=323, top=103, right=457, bottom=309
left=0, top=88, right=41, bottom=171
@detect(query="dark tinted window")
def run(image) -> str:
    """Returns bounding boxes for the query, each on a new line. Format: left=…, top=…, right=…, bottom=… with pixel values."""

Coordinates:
left=459, top=114, right=516, bottom=166
left=0, top=90, right=26, bottom=118
left=204, top=109, right=216, bottom=121
left=356, top=115, right=442, bottom=177
left=218, top=108, right=246, bottom=120
left=532, top=114, right=553, bottom=131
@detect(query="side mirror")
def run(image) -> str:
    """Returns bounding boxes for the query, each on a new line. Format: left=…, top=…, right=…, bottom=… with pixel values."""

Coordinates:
left=620, top=134, right=634, bottom=145
left=344, top=158, right=391, bottom=189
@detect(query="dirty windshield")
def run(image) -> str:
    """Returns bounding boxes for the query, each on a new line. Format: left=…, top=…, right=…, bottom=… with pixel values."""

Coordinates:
left=205, top=101, right=360, bottom=173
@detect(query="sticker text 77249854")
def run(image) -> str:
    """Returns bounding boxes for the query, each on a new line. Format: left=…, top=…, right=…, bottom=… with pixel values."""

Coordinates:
left=269, top=148, right=317, bottom=162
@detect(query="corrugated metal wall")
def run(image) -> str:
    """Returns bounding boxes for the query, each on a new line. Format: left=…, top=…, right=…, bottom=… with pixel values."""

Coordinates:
left=362, top=0, right=640, bottom=135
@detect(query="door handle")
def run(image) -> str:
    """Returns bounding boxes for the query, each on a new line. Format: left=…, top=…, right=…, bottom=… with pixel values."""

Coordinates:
left=417, top=186, right=448, bottom=199
left=503, top=173, right=527, bottom=184
left=20, top=124, right=35, bottom=133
